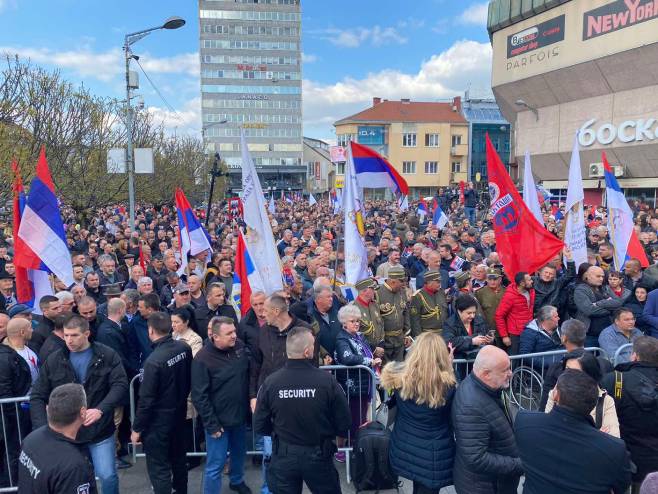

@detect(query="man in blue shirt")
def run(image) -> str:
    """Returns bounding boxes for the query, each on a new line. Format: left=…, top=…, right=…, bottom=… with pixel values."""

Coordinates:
left=599, top=308, right=643, bottom=364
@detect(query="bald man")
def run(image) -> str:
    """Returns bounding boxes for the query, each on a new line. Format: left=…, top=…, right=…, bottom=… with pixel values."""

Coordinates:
left=6, top=318, right=38, bottom=385
left=574, top=265, right=620, bottom=347
left=452, top=346, right=522, bottom=494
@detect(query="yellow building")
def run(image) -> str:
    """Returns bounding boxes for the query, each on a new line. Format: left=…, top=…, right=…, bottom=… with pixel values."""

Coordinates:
left=334, top=97, right=469, bottom=198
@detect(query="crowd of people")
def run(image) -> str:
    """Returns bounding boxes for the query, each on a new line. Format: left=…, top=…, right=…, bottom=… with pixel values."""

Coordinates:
left=0, top=185, right=657, bottom=493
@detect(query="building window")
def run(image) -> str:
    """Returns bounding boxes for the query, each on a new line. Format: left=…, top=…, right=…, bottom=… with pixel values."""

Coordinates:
left=451, top=161, right=461, bottom=173
left=336, top=162, right=345, bottom=174
left=402, top=133, right=416, bottom=147
left=451, top=135, right=462, bottom=146
left=424, top=161, right=438, bottom=174
left=337, top=134, right=355, bottom=147
left=425, top=133, right=439, bottom=147
left=402, top=161, right=416, bottom=174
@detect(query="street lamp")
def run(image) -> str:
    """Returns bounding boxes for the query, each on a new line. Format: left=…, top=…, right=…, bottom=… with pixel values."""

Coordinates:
left=201, top=120, right=229, bottom=226
left=124, top=16, right=185, bottom=230
left=515, top=99, right=539, bottom=121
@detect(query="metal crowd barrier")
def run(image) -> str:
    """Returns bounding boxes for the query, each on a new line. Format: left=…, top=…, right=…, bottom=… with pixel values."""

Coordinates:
left=0, top=395, right=30, bottom=493
left=128, top=365, right=379, bottom=482
left=613, top=343, right=634, bottom=367
left=452, top=347, right=608, bottom=412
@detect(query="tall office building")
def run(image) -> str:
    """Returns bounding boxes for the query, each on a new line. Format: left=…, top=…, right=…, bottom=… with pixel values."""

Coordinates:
left=199, top=0, right=304, bottom=195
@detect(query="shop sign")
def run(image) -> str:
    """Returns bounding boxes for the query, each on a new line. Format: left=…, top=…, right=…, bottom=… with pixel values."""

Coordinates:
left=507, top=15, right=565, bottom=58
left=583, top=0, right=658, bottom=41
left=578, top=118, right=658, bottom=146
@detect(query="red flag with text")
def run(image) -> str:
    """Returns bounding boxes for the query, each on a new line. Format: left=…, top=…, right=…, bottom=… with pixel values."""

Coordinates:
left=486, top=134, right=564, bottom=278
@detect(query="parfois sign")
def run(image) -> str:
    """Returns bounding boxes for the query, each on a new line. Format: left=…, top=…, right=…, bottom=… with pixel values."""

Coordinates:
left=583, top=0, right=658, bottom=40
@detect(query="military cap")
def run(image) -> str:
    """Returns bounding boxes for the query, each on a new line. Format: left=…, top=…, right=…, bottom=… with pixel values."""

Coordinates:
left=387, top=266, right=406, bottom=280
left=454, top=271, right=471, bottom=284
left=486, top=267, right=502, bottom=278
left=102, top=284, right=123, bottom=296
left=423, top=269, right=440, bottom=282
left=355, top=277, right=377, bottom=291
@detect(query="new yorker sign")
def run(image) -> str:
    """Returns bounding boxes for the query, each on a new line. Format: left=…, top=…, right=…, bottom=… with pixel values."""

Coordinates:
left=583, top=0, right=658, bottom=40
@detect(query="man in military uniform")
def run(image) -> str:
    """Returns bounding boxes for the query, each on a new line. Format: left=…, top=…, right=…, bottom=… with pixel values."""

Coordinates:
left=354, top=278, right=385, bottom=358
left=410, top=269, right=448, bottom=336
left=254, top=326, right=351, bottom=494
left=378, top=266, right=411, bottom=363
left=475, top=268, right=506, bottom=346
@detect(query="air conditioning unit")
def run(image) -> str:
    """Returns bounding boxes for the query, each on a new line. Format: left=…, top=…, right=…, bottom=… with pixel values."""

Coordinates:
left=613, top=165, right=624, bottom=177
left=588, top=163, right=604, bottom=178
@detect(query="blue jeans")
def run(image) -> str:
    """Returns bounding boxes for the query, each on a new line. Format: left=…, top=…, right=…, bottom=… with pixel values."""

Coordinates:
left=204, top=425, right=247, bottom=494
left=465, top=206, right=476, bottom=224
left=88, top=435, right=119, bottom=494
left=261, top=435, right=272, bottom=494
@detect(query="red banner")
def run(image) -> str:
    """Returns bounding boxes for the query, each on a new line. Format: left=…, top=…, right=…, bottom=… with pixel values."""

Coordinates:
left=486, top=134, right=564, bottom=278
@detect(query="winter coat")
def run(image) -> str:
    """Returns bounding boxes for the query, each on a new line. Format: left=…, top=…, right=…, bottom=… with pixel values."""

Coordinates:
left=380, top=365, right=455, bottom=490
left=574, top=283, right=619, bottom=336
left=494, top=284, right=535, bottom=338
left=532, top=261, right=576, bottom=314
left=442, top=312, right=489, bottom=359
left=602, top=362, right=658, bottom=481
left=518, top=320, right=563, bottom=366
left=334, top=330, right=373, bottom=397
left=451, top=373, right=523, bottom=494
left=545, top=387, right=620, bottom=438
left=642, top=288, right=658, bottom=338
left=623, top=296, right=652, bottom=335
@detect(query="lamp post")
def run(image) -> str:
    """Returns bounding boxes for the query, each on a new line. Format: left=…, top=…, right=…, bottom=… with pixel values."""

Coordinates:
left=201, top=120, right=228, bottom=226
left=124, top=16, right=185, bottom=230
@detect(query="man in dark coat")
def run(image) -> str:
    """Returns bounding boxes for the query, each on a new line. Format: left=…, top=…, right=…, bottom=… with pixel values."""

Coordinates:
left=451, top=346, right=522, bottom=494
left=516, top=370, right=632, bottom=494
left=602, top=336, right=658, bottom=490
left=532, top=248, right=575, bottom=317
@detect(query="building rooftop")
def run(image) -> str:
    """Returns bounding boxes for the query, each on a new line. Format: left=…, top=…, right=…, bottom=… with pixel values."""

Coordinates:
left=487, top=0, right=570, bottom=36
left=334, top=97, right=467, bottom=126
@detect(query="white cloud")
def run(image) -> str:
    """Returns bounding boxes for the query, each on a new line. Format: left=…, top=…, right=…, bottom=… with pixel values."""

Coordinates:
left=147, top=96, right=201, bottom=136
left=302, top=39, right=493, bottom=138
left=309, top=25, right=407, bottom=48
left=0, top=45, right=199, bottom=82
left=457, top=2, right=489, bottom=26
left=0, top=0, right=17, bottom=13
left=302, top=52, right=318, bottom=63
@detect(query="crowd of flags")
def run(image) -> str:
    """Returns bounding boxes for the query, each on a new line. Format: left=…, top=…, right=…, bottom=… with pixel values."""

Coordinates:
left=5, top=131, right=651, bottom=310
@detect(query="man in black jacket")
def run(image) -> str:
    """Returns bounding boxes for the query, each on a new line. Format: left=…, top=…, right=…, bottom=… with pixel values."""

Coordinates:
left=516, top=370, right=631, bottom=494
left=77, top=296, right=107, bottom=342
left=96, top=298, right=138, bottom=377
left=131, top=312, right=192, bottom=494
left=532, top=247, right=575, bottom=317
left=30, top=295, right=62, bottom=354
left=451, top=345, right=522, bottom=494
left=30, top=314, right=127, bottom=494
left=237, top=291, right=267, bottom=355
left=602, top=336, right=658, bottom=491
left=191, top=316, right=252, bottom=494
left=291, top=284, right=342, bottom=361
left=195, top=282, right=238, bottom=339
left=19, top=383, right=97, bottom=494
left=0, top=331, right=31, bottom=488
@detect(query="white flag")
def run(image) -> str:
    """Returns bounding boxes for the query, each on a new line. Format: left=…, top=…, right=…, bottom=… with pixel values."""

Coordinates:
left=398, top=195, right=409, bottom=212
left=240, top=130, right=283, bottom=294
left=343, top=145, right=369, bottom=285
left=308, top=193, right=317, bottom=206
left=564, top=133, right=588, bottom=270
left=522, top=150, right=544, bottom=226
left=268, top=195, right=275, bottom=215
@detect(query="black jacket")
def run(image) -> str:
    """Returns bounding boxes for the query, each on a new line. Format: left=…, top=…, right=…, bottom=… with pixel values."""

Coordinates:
left=133, top=335, right=192, bottom=435
left=253, top=360, right=351, bottom=446
left=237, top=308, right=262, bottom=355
left=532, top=261, right=576, bottom=316
left=194, top=304, right=238, bottom=339
left=292, top=296, right=343, bottom=357
left=602, top=362, right=658, bottom=480
left=0, top=345, right=31, bottom=399
left=31, top=316, right=55, bottom=355
left=18, top=426, right=97, bottom=494
left=334, top=329, right=374, bottom=397
left=515, top=406, right=631, bottom=494
left=191, top=339, right=250, bottom=434
left=249, top=315, right=313, bottom=398
left=38, top=334, right=67, bottom=368
left=96, top=318, right=139, bottom=377
left=442, top=313, right=489, bottom=359
left=30, top=343, right=128, bottom=443
left=451, top=373, right=522, bottom=494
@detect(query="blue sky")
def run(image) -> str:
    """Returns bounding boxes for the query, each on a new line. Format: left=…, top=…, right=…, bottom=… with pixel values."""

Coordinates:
left=0, top=0, right=494, bottom=140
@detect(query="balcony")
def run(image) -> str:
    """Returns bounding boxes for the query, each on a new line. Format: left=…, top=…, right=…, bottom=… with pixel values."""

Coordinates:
left=451, top=171, right=468, bottom=183
left=451, top=144, right=468, bottom=156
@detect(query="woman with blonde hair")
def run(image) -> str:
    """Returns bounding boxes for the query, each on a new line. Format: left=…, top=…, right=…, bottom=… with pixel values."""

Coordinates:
left=381, top=332, right=456, bottom=493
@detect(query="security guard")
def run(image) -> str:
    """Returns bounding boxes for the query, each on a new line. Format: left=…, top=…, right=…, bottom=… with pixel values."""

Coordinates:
left=354, top=277, right=385, bottom=357
left=378, top=266, right=411, bottom=363
left=410, top=269, right=448, bottom=336
left=254, top=326, right=351, bottom=494
left=131, top=312, right=192, bottom=494
left=19, top=383, right=97, bottom=493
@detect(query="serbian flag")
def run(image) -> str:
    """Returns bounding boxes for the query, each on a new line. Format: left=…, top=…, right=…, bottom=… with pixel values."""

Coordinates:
left=175, top=188, right=212, bottom=276
left=485, top=134, right=563, bottom=278
left=350, top=142, right=409, bottom=196
left=231, top=231, right=261, bottom=317
left=433, top=204, right=449, bottom=229
left=14, top=148, right=72, bottom=310
left=12, top=161, right=36, bottom=306
left=417, top=201, right=428, bottom=218
left=603, top=153, right=649, bottom=268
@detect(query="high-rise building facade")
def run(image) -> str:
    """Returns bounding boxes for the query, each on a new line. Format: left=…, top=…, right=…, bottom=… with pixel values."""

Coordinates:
left=199, top=0, right=304, bottom=194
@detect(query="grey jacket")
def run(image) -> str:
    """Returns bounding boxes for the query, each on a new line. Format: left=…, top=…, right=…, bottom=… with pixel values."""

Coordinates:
left=573, top=283, right=621, bottom=331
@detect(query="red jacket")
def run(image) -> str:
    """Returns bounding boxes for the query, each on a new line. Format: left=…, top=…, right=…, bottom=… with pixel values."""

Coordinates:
left=495, top=284, right=535, bottom=337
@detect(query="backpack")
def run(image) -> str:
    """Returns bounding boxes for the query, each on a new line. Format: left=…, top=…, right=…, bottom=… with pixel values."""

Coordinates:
left=350, top=421, right=399, bottom=493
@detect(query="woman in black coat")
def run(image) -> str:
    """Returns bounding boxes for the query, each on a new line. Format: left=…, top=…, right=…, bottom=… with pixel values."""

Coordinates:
left=442, top=294, right=493, bottom=360
left=623, top=283, right=652, bottom=335
left=381, top=332, right=457, bottom=493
